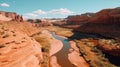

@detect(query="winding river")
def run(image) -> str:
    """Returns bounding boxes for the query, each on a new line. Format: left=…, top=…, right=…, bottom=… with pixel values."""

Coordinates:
left=51, top=32, right=75, bottom=67
left=50, top=31, right=120, bottom=67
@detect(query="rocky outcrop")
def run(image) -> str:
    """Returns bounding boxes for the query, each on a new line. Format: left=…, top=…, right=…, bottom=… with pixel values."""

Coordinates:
left=27, top=19, right=42, bottom=23
left=27, top=19, right=56, bottom=27
left=89, top=8, right=120, bottom=24
left=0, top=23, right=42, bottom=67
left=67, top=8, right=120, bottom=39
left=0, top=14, right=11, bottom=21
left=67, top=13, right=94, bottom=25
left=1, top=22, right=40, bottom=36
left=0, top=11, right=23, bottom=22
left=69, top=8, right=120, bottom=39
left=66, top=7, right=120, bottom=57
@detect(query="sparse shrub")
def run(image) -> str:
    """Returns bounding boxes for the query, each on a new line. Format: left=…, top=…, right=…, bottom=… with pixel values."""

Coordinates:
left=2, top=34, right=9, bottom=38
left=93, top=60, right=104, bottom=67
left=0, top=45, right=5, bottom=48
left=41, top=45, right=50, bottom=52
left=11, top=31, right=15, bottom=33
left=75, top=40, right=116, bottom=67
left=13, top=34, right=16, bottom=36
left=0, top=31, right=4, bottom=35
left=91, top=47, right=99, bottom=53
left=34, top=36, right=50, bottom=53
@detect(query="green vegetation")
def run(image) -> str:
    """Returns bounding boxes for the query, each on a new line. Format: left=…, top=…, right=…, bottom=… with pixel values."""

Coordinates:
left=99, top=39, right=120, bottom=48
left=39, top=26, right=73, bottom=37
left=35, top=26, right=73, bottom=67
left=35, top=36, right=50, bottom=53
left=75, top=40, right=116, bottom=67
left=33, top=33, right=52, bottom=67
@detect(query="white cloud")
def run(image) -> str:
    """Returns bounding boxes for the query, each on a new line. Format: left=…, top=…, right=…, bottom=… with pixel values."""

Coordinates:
left=48, top=8, right=74, bottom=15
left=23, top=13, right=38, bottom=19
left=26, top=13, right=38, bottom=17
left=23, top=8, right=74, bottom=18
left=33, top=10, right=46, bottom=15
left=0, top=3, right=10, bottom=7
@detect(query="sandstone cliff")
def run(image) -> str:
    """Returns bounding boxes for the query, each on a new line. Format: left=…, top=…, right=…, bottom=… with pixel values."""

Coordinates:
left=66, top=7, right=120, bottom=57
left=89, top=8, right=120, bottom=24
left=67, top=13, right=94, bottom=25
left=0, top=22, right=43, bottom=67
left=0, top=11, right=23, bottom=22
left=66, top=8, right=120, bottom=39
left=76, top=8, right=120, bottom=39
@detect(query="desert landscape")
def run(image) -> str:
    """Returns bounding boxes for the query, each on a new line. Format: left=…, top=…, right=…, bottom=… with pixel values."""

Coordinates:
left=0, top=0, right=120, bottom=67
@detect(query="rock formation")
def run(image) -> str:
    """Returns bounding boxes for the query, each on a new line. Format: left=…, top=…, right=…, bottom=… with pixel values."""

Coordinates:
left=0, top=22, right=43, bottom=67
left=66, top=7, right=120, bottom=39
left=27, top=19, right=58, bottom=27
left=89, top=8, right=120, bottom=24
left=0, top=11, right=23, bottom=22
left=66, top=7, right=120, bottom=57
left=76, top=8, right=120, bottom=39
left=67, top=13, right=94, bottom=25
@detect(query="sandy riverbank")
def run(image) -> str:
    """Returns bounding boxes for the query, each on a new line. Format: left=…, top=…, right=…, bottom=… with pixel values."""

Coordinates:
left=49, top=38, right=63, bottom=56
left=42, top=30, right=89, bottom=67
left=68, top=41, right=90, bottom=67
left=41, top=30, right=63, bottom=56
left=41, top=30, right=63, bottom=67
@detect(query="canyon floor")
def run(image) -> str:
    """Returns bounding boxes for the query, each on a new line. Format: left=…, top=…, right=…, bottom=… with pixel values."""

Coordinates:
left=0, top=22, right=120, bottom=67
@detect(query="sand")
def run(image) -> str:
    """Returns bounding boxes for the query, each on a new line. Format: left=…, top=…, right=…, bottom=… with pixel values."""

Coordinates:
left=68, top=41, right=90, bottom=67
left=47, top=30, right=89, bottom=67
left=49, top=38, right=63, bottom=56
left=50, top=56, right=61, bottom=67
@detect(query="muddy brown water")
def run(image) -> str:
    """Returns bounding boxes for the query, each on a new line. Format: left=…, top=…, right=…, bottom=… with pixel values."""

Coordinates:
left=51, top=32, right=75, bottom=67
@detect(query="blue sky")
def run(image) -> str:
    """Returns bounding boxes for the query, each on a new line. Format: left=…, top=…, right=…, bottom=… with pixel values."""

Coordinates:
left=0, top=0, right=120, bottom=19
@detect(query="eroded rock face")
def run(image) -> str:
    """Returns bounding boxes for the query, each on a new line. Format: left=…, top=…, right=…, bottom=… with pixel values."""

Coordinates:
left=89, top=8, right=120, bottom=24
left=66, top=7, right=120, bottom=57
left=0, top=23, right=42, bottom=67
left=70, top=8, right=120, bottom=39
left=84, top=8, right=120, bottom=38
left=0, top=11, right=23, bottom=22
left=67, top=13, right=94, bottom=25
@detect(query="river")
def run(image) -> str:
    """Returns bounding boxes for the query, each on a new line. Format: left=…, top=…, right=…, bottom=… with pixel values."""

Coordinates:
left=50, top=32, right=120, bottom=67
left=51, top=32, right=75, bottom=67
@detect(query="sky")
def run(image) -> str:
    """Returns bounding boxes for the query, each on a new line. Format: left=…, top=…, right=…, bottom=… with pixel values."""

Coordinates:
left=0, top=0, right=120, bottom=19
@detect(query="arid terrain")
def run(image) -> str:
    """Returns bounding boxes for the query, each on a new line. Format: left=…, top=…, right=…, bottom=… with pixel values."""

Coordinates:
left=0, top=7, right=120, bottom=67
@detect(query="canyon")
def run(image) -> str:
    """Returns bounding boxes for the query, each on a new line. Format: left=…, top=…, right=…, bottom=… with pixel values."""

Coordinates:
left=0, top=7, right=120, bottom=67
left=65, top=7, right=120, bottom=57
